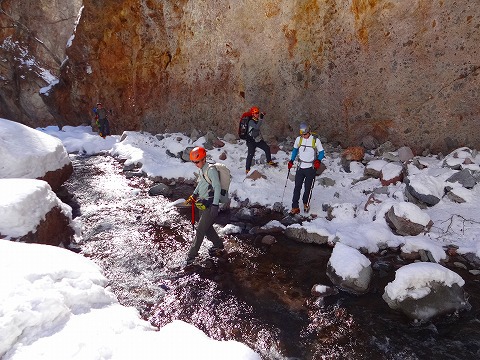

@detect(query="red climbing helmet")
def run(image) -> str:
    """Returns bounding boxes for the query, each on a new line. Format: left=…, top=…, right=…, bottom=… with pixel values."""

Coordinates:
left=250, top=106, right=259, bottom=115
left=190, top=146, right=207, bottom=162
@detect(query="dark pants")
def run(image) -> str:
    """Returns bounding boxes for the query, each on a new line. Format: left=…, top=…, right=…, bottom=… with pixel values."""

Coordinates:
left=246, top=140, right=272, bottom=170
left=99, top=118, right=110, bottom=136
left=292, top=167, right=316, bottom=208
left=187, top=207, right=223, bottom=259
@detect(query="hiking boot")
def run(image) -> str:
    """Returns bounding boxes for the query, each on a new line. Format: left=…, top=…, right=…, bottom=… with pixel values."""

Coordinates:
left=185, top=256, right=196, bottom=265
left=267, top=161, right=278, bottom=167
left=208, top=246, right=224, bottom=257
left=289, top=207, right=300, bottom=215
left=246, top=169, right=250, bottom=175
left=304, top=204, right=310, bottom=213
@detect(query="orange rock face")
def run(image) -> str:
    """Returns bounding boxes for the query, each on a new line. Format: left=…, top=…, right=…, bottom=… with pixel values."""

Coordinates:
left=1, top=1, right=480, bottom=153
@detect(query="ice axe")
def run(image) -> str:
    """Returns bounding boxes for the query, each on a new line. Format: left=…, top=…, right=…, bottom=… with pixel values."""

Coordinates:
left=191, top=199, right=195, bottom=232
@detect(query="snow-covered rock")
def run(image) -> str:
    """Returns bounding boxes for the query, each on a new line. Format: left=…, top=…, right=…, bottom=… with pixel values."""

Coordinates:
left=0, top=119, right=72, bottom=191
left=385, top=202, right=433, bottom=236
left=383, top=262, right=469, bottom=321
left=0, top=179, right=74, bottom=246
left=326, top=243, right=372, bottom=295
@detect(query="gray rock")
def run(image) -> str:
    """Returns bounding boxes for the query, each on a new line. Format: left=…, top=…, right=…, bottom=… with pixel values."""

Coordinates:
left=446, top=169, right=477, bottom=189
left=284, top=227, right=329, bottom=245
left=326, top=262, right=372, bottom=295
left=405, top=178, right=441, bottom=206
left=383, top=282, right=470, bottom=321
left=148, top=183, right=172, bottom=196
left=385, top=206, right=433, bottom=236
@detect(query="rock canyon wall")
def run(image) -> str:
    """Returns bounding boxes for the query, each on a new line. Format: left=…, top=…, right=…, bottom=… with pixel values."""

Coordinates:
left=1, top=0, right=479, bottom=153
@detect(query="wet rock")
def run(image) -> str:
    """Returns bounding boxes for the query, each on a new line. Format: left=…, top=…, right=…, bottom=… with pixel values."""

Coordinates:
left=0, top=179, right=74, bottom=247
left=383, top=263, right=470, bottom=321
left=284, top=226, right=328, bottom=245
left=326, top=243, right=372, bottom=295
left=311, top=284, right=339, bottom=297
left=149, top=183, right=172, bottom=197
left=462, top=253, right=480, bottom=269
left=125, top=171, right=145, bottom=179
left=123, top=163, right=137, bottom=171
left=38, top=163, right=74, bottom=192
left=261, top=235, right=277, bottom=245
left=13, top=206, right=74, bottom=247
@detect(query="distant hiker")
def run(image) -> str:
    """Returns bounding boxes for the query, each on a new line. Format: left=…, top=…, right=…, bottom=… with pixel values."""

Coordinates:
left=288, top=122, right=324, bottom=215
left=184, top=146, right=224, bottom=264
left=242, top=106, right=277, bottom=174
left=93, top=102, right=110, bottom=138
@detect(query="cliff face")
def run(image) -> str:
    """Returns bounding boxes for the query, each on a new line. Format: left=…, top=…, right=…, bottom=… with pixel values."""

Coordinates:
left=1, top=1, right=479, bottom=153
left=0, top=0, right=82, bottom=126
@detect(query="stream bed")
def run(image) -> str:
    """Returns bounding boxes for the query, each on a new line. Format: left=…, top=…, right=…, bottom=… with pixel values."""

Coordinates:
left=61, top=153, right=480, bottom=360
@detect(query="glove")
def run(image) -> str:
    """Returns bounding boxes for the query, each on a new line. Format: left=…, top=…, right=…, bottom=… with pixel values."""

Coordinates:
left=210, top=204, right=219, bottom=218
left=185, top=195, right=197, bottom=205
left=288, top=161, right=294, bottom=169
left=314, top=160, right=321, bottom=169
left=259, top=112, right=265, bottom=119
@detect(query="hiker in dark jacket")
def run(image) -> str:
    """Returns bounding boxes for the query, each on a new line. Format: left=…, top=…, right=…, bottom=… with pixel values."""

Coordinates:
left=244, top=106, right=277, bottom=174
left=93, top=102, right=110, bottom=138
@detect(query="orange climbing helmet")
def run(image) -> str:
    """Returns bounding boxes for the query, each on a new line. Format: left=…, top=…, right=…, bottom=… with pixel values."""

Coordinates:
left=250, top=106, right=259, bottom=115
left=190, top=146, right=207, bottom=162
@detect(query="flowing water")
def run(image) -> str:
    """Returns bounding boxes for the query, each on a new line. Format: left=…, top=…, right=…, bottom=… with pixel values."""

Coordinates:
left=61, top=154, right=480, bottom=360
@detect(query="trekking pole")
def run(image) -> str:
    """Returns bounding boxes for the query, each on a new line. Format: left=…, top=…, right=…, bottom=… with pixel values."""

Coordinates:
left=281, top=168, right=291, bottom=203
left=306, top=173, right=316, bottom=209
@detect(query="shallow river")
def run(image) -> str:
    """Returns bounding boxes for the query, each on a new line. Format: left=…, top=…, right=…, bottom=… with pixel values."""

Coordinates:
left=61, top=154, right=480, bottom=360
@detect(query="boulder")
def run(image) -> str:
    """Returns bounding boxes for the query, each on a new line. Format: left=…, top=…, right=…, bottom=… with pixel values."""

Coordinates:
left=284, top=226, right=329, bottom=245
left=383, top=262, right=470, bottom=321
left=0, top=119, right=72, bottom=191
left=0, top=179, right=74, bottom=247
left=385, top=203, right=433, bottom=236
left=326, top=243, right=372, bottom=295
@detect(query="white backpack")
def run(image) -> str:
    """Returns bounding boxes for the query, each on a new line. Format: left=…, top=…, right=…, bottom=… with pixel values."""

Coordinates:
left=203, top=163, right=231, bottom=203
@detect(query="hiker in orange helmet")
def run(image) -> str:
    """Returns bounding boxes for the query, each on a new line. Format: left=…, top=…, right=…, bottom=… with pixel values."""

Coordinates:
left=184, top=146, right=224, bottom=264
left=244, top=106, right=277, bottom=174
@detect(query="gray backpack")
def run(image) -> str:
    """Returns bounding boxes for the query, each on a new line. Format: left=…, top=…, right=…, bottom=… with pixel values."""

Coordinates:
left=203, top=163, right=231, bottom=203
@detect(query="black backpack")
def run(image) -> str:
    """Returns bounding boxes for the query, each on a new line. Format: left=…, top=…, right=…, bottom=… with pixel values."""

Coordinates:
left=238, top=112, right=251, bottom=140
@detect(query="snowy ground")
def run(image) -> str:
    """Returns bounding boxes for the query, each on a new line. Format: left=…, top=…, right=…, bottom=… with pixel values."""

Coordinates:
left=2, top=121, right=480, bottom=359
